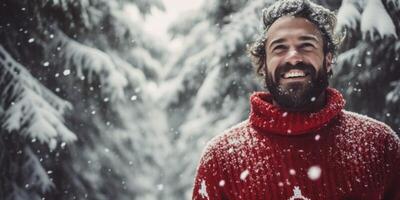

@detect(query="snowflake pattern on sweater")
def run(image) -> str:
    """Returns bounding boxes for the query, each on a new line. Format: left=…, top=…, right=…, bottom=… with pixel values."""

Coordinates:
left=192, top=88, right=400, bottom=200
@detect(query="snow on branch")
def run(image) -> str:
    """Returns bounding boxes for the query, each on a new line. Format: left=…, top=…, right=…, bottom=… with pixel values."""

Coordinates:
left=0, top=45, right=77, bottom=149
left=112, top=8, right=167, bottom=57
left=130, top=0, right=165, bottom=15
left=219, top=0, right=265, bottom=54
left=129, top=48, right=162, bottom=79
left=386, top=80, right=400, bottom=104
left=56, top=32, right=128, bottom=101
left=22, top=147, right=55, bottom=193
left=7, top=183, right=36, bottom=200
left=159, top=0, right=266, bottom=107
left=361, top=0, right=397, bottom=40
left=109, top=53, right=147, bottom=88
left=335, top=0, right=361, bottom=33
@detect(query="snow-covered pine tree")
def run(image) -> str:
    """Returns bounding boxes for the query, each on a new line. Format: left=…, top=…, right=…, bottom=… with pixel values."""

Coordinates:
left=0, top=44, right=77, bottom=200
left=332, top=0, right=400, bottom=132
left=0, top=0, right=169, bottom=199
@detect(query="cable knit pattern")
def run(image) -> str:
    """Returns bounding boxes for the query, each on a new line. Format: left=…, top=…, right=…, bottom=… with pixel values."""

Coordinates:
left=193, top=88, right=400, bottom=200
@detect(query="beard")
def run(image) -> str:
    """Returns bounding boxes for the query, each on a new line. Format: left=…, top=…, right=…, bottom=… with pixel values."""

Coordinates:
left=265, top=60, right=329, bottom=110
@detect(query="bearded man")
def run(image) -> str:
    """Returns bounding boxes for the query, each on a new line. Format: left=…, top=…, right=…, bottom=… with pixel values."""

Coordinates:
left=192, top=0, right=400, bottom=199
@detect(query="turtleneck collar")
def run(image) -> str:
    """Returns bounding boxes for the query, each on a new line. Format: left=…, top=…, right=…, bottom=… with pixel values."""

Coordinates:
left=249, top=88, right=345, bottom=136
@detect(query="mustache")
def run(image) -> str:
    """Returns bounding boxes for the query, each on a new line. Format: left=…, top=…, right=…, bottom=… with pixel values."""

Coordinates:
left=274, top=62, right=316, bottom=80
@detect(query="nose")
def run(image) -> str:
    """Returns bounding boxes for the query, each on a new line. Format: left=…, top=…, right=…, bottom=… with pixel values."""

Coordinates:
left=285, top=48, right=303, bottom=66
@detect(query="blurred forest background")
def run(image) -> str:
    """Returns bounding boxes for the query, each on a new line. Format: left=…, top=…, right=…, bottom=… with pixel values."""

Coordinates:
left=0, top=0, right=399, bottom=199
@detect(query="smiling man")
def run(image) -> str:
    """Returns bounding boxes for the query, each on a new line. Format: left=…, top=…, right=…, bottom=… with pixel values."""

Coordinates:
left=263, top=15, right=331, bottom=112
left=192, top=0, right=400, bottom=199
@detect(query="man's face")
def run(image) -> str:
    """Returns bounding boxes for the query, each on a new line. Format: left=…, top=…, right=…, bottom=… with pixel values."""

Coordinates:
left=264, top=16, right=332, bottom=110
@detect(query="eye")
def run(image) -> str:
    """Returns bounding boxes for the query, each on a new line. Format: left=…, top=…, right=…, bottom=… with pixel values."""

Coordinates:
left=299, top=43, right=315, bottom=51
left=272, top=45, right=288, bottom=53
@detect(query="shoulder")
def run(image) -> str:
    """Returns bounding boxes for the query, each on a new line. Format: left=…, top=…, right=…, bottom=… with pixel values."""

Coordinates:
left=339, top=110, right=395, bottom=135
left=336, top=110, right=399, bottom=148
left=199, top=120, right=251, bottom=163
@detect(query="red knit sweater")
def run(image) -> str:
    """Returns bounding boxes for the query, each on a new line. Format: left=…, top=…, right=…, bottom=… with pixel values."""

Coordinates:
left=192, top=88, right=400, bottom=200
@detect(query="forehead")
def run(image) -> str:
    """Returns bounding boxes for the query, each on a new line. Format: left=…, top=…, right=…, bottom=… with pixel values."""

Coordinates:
left=266, top=16, right=323, bottom=45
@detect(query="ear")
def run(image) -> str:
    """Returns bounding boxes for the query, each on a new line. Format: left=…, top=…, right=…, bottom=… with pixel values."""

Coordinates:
left=325, top=53, right=333, bottom=73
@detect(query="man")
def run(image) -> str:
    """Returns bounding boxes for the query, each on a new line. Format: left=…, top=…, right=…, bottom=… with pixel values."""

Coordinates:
left=192, top=0, right=400, bottom=199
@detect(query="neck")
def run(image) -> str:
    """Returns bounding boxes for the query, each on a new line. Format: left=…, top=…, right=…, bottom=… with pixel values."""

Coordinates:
left=249, top=88, right=346, bottom=135
left=272, top=91, right=327, bottom=112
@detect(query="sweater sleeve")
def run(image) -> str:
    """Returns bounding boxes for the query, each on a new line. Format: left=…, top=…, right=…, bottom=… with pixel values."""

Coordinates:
left=192, top=142, right=225, bottom=200
left=383, top=130, right=400, bottom=200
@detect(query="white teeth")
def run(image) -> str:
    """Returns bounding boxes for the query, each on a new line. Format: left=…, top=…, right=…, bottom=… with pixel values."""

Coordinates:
left=283, top=70, right=306, bottom=78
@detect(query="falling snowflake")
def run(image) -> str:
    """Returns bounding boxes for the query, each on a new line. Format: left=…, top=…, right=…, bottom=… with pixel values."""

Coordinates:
left=307, top=165, right=321, bottom=180
left=219, top=180, right=225, bottom=187
left=314, top=134, right=321, bottom=141
left=43, top=61, right=50, bottom=67
left=63, top=69, right=71, bottom=76
left=240, top=169, right=249, bottom=180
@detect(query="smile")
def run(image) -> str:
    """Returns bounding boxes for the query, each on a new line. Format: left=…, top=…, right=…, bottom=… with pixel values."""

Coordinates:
left=282, top=69, right=309, bottom=79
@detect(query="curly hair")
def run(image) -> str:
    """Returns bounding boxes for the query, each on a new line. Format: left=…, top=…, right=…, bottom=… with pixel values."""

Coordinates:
left=249, top=0, right=340, bottom=76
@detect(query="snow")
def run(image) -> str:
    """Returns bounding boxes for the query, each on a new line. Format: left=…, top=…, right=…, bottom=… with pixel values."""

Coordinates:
left=240, top=169, right=250, bottom=180
left=42, top=61, right=50, bottom=67
left=361, top=0, right=397, bottom=39
left=315, top=134, right=321, bottom=141
left=130, top=95, right=137, bottom=101
left=335, top=0, right=361, bottom=33
left=307, top=165, right=322, bottom=180
left=23, top=147, right=55, bottom=193
left=58, top=32, right=128, bottom=101
left=62, top=69, right=70, bottom=76
left=386, top=80, right=400, bottom=103
left=0, top=46, right=77, bottom=147
left=142, top=0, right=206, bottom=50
left=218, top=180, right=225, bottom=187
left=1, top=0, right=400, bottom=199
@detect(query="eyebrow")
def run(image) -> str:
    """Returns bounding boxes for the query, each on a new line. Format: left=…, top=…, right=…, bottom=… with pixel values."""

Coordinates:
left=299, top=35, right=319, bottom=43
left=268, top=34, right=320, bottom=49
left=268, top=38, right=285, bottom=49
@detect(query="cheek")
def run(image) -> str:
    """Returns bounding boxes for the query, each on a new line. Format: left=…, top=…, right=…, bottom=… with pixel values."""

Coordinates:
left=265, top=64, right=277, bottom=82
left=309, top=55, right=325, bottom=70
left=266, top=58, right=280, bottom=80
